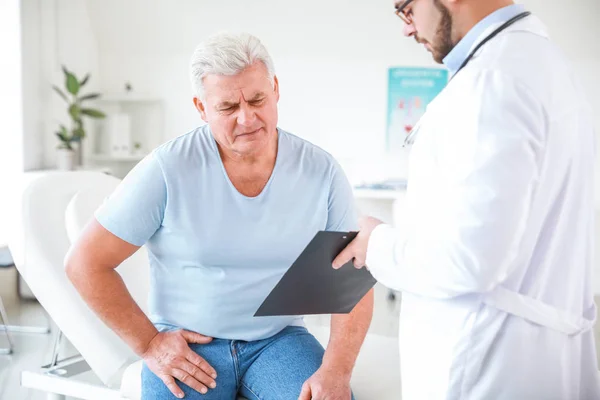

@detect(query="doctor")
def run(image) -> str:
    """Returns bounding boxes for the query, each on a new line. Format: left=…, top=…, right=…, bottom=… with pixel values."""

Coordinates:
left=334, top=0, right=600, bottom=398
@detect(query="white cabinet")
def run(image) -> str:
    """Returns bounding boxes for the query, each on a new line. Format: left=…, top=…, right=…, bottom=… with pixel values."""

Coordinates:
left=85, top=94, right=165, bottom=178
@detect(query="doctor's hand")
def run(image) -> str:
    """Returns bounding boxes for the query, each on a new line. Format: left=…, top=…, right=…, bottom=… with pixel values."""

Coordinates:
left=142, top=330, right=217, bottom=398
left=299, top=365, right=352, bottom=400
left=332, top=216, right=384, bottom=270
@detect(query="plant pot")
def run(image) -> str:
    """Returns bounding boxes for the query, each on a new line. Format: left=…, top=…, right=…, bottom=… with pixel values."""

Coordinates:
left=56, top=148, right=76, bottom=171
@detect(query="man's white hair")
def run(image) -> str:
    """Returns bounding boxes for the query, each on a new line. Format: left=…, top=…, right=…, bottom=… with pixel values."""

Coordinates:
left=190, top=32, right=276, bottom=99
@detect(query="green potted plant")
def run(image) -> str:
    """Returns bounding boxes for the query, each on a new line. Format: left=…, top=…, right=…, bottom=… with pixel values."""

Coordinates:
left=53, top=66, right=106, bottom=170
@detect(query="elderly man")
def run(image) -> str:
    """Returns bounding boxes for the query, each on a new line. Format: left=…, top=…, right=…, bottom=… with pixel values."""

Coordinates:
left=66, top=32, right=373, bottom=400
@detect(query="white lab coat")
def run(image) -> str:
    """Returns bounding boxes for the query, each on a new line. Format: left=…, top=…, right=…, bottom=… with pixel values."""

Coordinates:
left=367, top=16, right=600, bottom=400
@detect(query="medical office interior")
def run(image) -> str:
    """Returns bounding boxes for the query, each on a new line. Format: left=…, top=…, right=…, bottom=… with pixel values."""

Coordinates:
left=1, top=0, right=600, bottom=399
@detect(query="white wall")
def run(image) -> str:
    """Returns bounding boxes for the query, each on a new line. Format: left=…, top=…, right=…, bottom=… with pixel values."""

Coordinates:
left=20, top=0, right=43, bottom=170
left=0, top=0, right=24, bottom=246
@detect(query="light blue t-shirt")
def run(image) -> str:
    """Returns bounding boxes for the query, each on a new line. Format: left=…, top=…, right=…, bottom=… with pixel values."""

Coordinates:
left=95, top=125, right=357, bottom=341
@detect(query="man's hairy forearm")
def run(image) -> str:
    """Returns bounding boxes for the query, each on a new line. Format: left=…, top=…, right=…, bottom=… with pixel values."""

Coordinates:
left=68, top=266, right=158, bottom=356
left=323, top=289, right=374, bottom=375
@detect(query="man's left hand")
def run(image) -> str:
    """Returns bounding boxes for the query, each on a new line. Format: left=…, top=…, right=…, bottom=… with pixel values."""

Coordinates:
left=332, top=216, right=384, bottom=270
left=298, top=366, right=352, bottom=400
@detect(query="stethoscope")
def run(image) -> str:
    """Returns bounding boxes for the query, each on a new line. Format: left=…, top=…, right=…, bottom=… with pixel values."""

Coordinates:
left=403, top=11, right=532, bottom=147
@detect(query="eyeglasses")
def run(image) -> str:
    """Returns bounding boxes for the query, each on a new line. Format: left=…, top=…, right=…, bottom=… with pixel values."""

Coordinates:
left=395, top=0, right=416, bottom=25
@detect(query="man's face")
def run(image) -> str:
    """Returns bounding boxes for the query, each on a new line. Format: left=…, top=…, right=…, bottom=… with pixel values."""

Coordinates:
left=399, top=0, right=455, bottom=63
left=194, top=62, right=280, bottom=157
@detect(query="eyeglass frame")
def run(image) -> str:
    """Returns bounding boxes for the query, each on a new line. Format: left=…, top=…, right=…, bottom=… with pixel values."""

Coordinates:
left=395, top=0, right=416, bottom=24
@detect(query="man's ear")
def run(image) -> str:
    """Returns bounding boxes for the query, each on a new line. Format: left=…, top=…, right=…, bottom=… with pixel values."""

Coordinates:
left=273, top=75, right=280, bottom=103
left=193, top=97, right=208, bottom=122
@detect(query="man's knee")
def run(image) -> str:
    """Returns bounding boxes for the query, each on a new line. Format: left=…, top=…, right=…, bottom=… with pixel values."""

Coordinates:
left=239, top=328, right=326, bottom=399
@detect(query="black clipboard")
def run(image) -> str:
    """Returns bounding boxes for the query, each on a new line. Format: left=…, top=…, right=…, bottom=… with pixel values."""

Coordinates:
left=254, top=231, right=377, bottom=317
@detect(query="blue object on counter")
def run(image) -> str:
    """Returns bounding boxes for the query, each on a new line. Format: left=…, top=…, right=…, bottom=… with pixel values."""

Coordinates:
left=354, top=179, right=407, bottom=191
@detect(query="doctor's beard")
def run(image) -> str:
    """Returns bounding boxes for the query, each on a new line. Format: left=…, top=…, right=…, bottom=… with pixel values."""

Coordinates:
left=429, top=0, right=455, bottom=63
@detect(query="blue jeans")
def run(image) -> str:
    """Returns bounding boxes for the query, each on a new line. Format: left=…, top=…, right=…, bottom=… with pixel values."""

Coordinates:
left=142, top=326, right=355, bottom=399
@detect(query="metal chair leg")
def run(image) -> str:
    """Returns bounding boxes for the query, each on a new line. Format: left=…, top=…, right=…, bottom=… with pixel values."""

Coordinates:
left=0, top=296, right=14, bottom=355
left=0, top=295, right=50, bottom=355
left=49, top=329, right=63, bottom=368
left=0, top=324, right=50, bottom=334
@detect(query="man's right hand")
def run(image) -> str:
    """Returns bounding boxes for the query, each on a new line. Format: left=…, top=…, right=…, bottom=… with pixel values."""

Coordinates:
left=142, top=330, right=218, bottom=399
